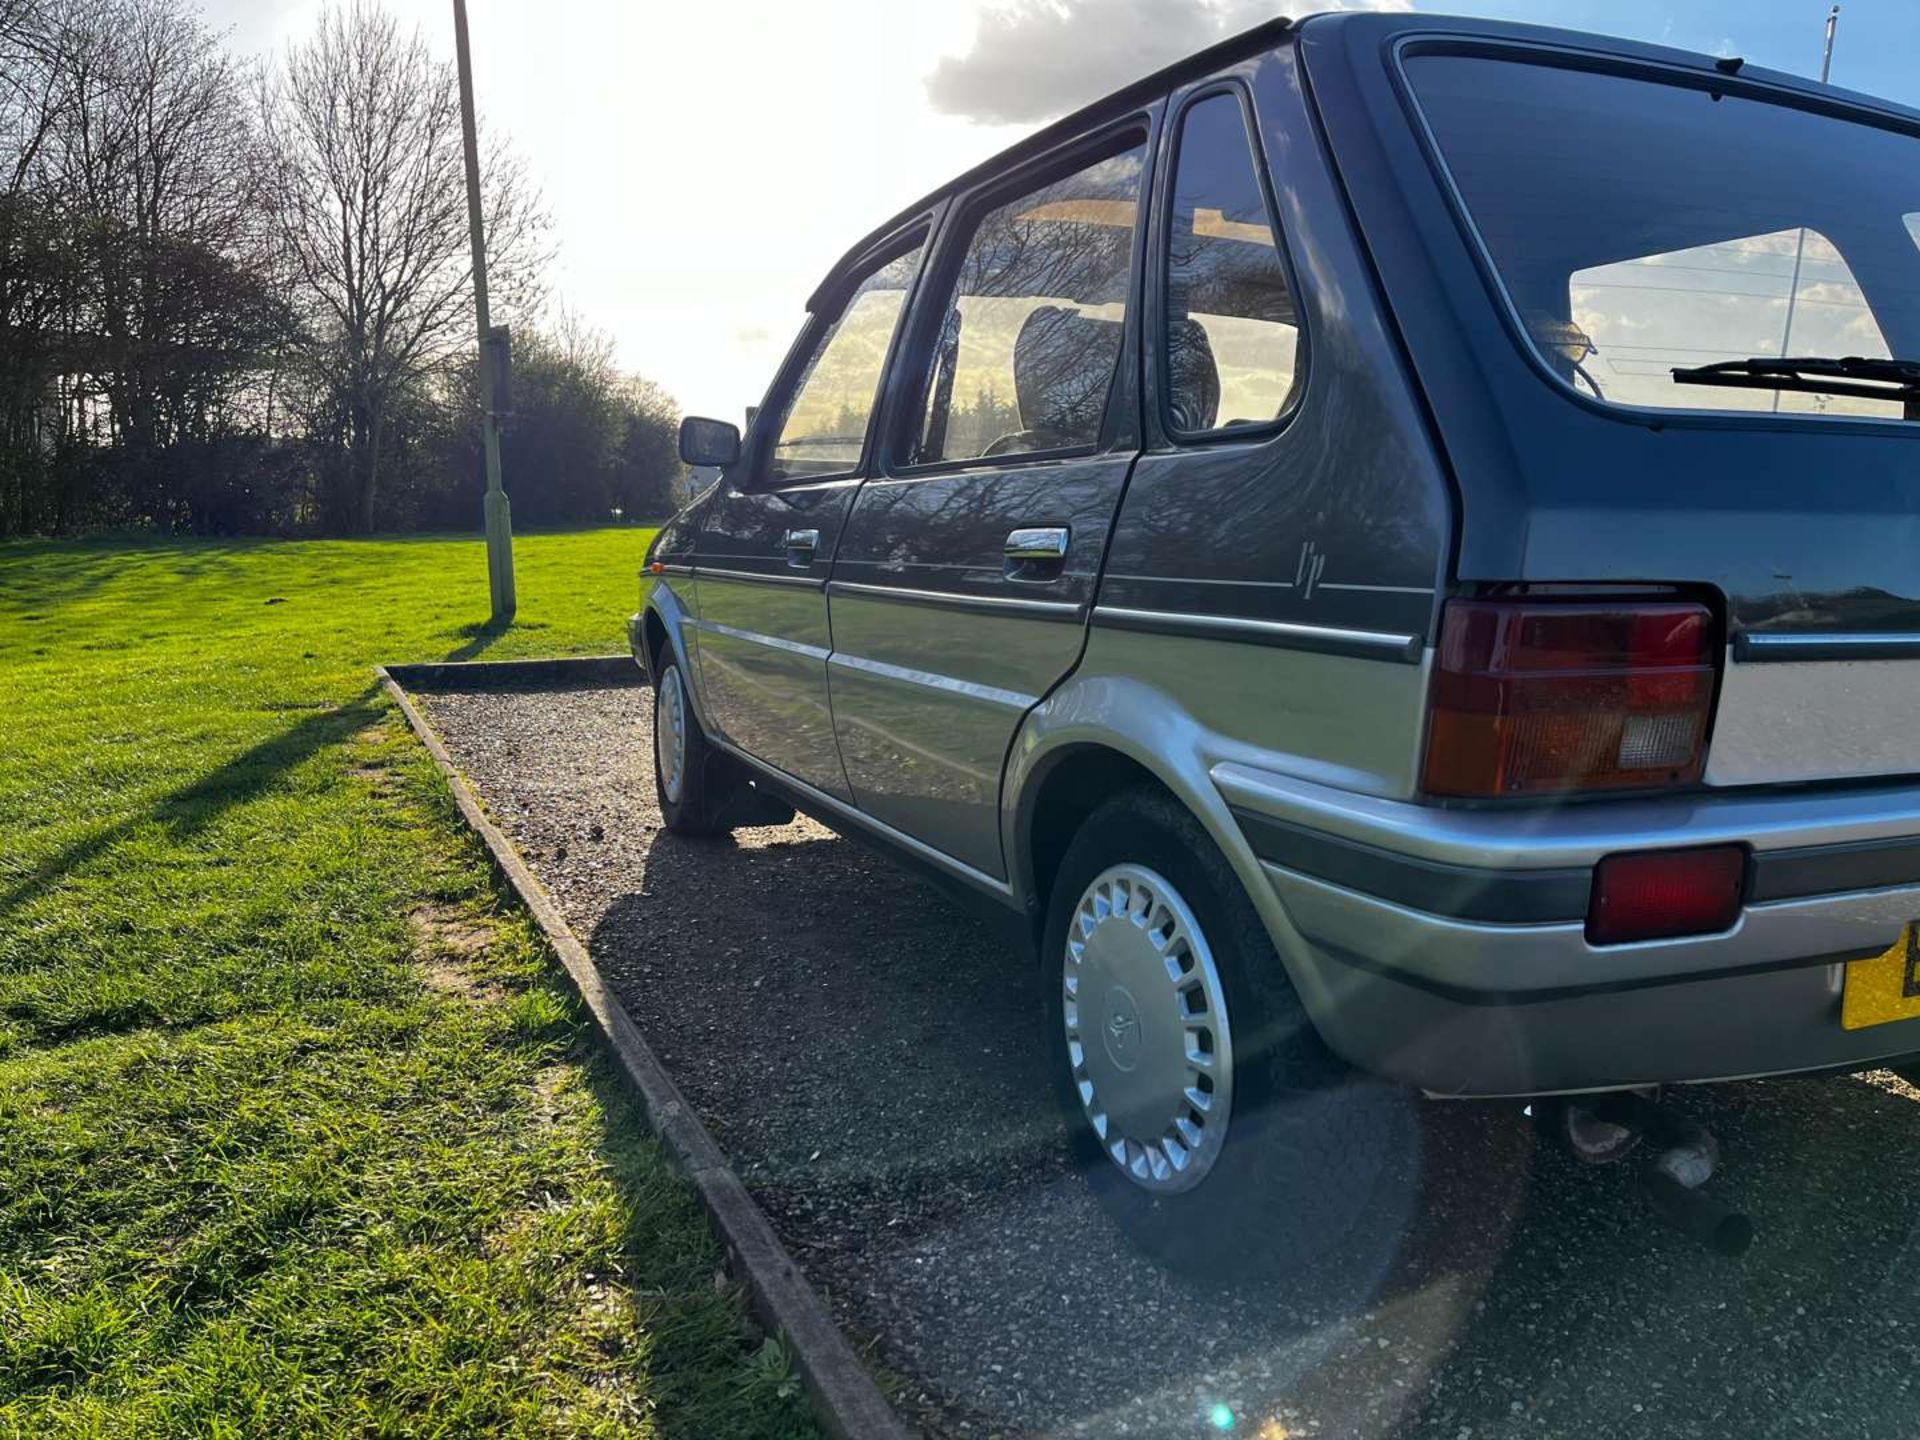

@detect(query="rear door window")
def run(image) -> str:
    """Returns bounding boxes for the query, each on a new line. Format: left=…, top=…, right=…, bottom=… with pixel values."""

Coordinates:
left=1163, top=91, right=1301, bottom=435
left=1404, top=53, right=1920, bottom=420
left=905, top=144, right=1146, bottom=466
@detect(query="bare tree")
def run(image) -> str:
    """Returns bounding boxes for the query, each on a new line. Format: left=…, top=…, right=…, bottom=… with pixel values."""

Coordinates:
left=0, top=0, right=82, bottom=531
left=61, top=0, right=272, bottom=455
left=259, top=1, right=546, bottom=533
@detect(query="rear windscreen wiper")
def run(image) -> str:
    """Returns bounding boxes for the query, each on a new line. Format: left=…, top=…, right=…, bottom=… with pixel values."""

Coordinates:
left=1670, top=354, right=1920, bottom=406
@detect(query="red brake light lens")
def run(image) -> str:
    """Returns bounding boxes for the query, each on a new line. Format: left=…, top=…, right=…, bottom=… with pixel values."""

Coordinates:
left=1587, top=845, right=1745, bottom=945
left=1423, top=597, right=1717, bottom=798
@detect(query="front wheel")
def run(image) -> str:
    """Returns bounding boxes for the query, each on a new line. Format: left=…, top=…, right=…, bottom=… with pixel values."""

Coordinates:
left=1043, top=787, right=1419, bottom=1284
left=650, top=654, right=795, bottom=835
left=653, top=655, right=723, bottom=835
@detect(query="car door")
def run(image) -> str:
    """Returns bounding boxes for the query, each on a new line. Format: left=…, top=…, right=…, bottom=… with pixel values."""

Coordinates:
left=690, top=227, right=928, bottom=800
left=826, top=122, right=1157, bottom=879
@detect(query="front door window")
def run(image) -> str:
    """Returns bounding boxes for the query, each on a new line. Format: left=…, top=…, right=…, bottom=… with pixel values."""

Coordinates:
left=769, top=243, right=924, bottom=482
left=907, top=144, right=1147, bottom=466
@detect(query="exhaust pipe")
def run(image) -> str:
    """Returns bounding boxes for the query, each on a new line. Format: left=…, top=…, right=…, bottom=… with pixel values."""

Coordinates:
left=1588, top=1091, right=1754, bottom=1254
left=1643, top=1170, right=1754, bottom=1256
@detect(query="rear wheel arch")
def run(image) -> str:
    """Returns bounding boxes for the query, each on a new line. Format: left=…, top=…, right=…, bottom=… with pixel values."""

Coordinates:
left=1005, top=680, right=1327, bottom=1019
left=1017, top=744, right=1166, bottom=944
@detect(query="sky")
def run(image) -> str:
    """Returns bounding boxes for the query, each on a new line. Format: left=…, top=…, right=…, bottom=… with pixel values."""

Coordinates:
left=200, top=0, right=1920, bottom=423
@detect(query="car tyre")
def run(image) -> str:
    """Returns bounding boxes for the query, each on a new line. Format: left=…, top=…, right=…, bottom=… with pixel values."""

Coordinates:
left=1042, top=785, right=1417, bottom=1285
left=650, top=651, right=793, bottom=836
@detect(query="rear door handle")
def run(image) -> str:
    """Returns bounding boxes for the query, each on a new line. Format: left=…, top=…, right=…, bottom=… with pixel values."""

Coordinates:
left=1004, top=526, right=1069, bottom=563
left=781, top=529, right=820, bottom=567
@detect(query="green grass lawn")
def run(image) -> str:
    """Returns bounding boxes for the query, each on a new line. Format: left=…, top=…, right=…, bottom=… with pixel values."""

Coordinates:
left=0, top=530, right=822, bottom=1438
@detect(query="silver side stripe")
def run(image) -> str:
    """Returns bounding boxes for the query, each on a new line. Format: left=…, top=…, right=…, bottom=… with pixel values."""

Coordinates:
left=684, top=616, right=829, bottom=660
left=696, top=566, right=823, bottom=590
left=1105, top=571, right=1295, bottom=590
left=1094, top=605, right=1421, bottom=657
left=1105, top=573, right=1435, bottom=597
left=1735, top=632, right=1920, bottom=663
left=828, top=650, right=1036, bottom=711
left=1317, top=582, right=1436, bottom=596
left=829, top=580, right=1083, bottom=618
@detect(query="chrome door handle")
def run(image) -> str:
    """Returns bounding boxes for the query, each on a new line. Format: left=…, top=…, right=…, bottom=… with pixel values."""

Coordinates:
left=781, top=529, right=820, bottom=567
left=1004, top=526, right=1069, bottom=562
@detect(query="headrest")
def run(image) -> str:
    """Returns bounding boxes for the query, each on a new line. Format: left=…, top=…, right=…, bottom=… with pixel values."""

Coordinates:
left=1167, top=318, right=1220, bottom=433
left=1012, top=305, right=1124, bottom=446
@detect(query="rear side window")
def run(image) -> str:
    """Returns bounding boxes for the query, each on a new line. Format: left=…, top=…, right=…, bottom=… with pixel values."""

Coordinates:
left=1164, top=92, right=1301, bottom=436
left=770, top=242, right=924, bottom=482
left=907, top=143, right=1146, bottom=466
left=1405, top=53, right=1920, bottom=421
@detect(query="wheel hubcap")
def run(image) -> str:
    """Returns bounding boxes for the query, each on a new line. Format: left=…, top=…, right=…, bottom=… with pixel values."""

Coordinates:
left=656, top=666, right=688, bottom=804
left=1063, top=863, right=1233, bottom=1194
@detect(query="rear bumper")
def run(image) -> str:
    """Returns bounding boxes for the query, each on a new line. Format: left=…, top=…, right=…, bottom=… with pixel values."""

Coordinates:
left=1215, top=763, right=1920, bottom=1096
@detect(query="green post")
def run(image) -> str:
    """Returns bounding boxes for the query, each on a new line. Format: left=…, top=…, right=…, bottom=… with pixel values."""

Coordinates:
left=453, top=0, right=515, bottom=622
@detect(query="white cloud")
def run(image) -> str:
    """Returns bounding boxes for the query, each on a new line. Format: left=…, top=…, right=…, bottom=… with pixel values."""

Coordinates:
left=198, top=0, right=1413, bottom=419
left=925, top=0, right=1412, bottom=125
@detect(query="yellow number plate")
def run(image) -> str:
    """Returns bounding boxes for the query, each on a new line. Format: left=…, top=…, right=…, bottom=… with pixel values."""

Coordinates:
left=1842, top=925, right=1920, bottom=1030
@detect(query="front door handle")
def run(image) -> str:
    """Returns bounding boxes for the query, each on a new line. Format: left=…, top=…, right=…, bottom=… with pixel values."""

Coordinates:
left=1004, top=526, right=1069, bottom=563
left=781, top=529, right=820, bottom=567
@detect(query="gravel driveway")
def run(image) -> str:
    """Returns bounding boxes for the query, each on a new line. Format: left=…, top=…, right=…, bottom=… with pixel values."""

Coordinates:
left=419, top=682, right=1920, bottom=1440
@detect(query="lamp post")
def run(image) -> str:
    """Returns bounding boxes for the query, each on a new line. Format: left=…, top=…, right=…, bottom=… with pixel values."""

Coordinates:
left=453, top=0, right=515, bottom=622
left=1772, top=4, right=1840, bottom=412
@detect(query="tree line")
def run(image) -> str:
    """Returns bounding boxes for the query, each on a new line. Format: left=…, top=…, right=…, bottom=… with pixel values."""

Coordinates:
left=0, top=0, right=684, bottom=538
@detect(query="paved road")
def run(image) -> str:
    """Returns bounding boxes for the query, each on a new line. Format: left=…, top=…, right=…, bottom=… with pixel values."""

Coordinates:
left=421, top=683, right=1920, bottom=1440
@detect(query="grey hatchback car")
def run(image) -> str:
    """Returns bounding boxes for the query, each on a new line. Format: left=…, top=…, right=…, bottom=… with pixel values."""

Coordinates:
left=632, top=12, right=1920, bottom=1272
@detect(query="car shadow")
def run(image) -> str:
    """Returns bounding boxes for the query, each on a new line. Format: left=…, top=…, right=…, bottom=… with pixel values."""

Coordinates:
left=425, top=681, right=1920, bottom=1438
left=591, top=825, right=1063, bottom=1209
left=582, top=825, right=1920, bottom=1438
left=586, top=823, right=1448, bottom=1431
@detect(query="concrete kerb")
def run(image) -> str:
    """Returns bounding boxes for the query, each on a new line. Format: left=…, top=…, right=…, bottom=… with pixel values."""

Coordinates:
left=375, top=663, right=913, bottom=1440
left=383, top=655, right=644, bottom=691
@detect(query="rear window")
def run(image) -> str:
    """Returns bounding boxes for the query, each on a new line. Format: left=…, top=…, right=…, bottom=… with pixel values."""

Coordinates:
left=1405, top=53, right=1920, bottom=421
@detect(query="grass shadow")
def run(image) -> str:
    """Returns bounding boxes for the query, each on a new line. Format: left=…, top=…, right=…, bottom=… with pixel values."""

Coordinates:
left=0, top=682, right=385, bottom=921
left=0, top=537, right=260, bottom=613
left=443, top=619, right=513, bottom=663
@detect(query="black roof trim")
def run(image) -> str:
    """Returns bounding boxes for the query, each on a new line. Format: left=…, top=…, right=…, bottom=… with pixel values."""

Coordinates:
left=806, top=14, right=1297, bottom=312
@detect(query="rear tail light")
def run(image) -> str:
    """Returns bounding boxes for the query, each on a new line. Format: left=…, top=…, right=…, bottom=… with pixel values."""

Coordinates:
left=1587, top=845, right=1745, bottom=945
left=1423, top=596, right=1717, bottom=798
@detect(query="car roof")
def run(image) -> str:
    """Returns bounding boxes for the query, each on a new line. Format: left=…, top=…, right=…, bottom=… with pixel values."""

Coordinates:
left=809, top=9, right=1920, bottom=312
